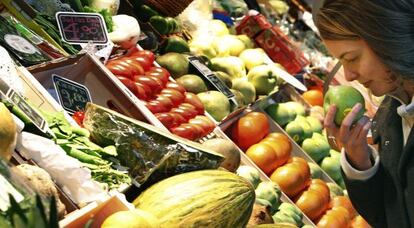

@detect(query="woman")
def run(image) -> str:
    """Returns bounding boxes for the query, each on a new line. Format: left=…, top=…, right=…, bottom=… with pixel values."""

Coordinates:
left=314, top=0, right=414, bottom=227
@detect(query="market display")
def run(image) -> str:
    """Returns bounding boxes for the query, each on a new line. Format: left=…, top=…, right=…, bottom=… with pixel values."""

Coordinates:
left=0, top=0, right=375, bottom=227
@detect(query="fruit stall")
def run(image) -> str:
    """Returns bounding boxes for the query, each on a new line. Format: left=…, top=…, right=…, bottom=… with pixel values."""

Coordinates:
left=0, top=0, right=374, bottom=227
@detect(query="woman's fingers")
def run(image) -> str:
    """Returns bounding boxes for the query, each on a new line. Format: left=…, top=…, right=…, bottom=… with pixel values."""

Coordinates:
left=348, top=116, right=370, bottom=146
left=339, top=103, right=363, bottom=141
left=324, top=104, right=338, bottom=133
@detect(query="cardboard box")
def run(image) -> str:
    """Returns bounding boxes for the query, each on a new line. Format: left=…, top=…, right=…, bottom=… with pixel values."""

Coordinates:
left=236, top=14, right=272, bottom=38
left=59, top=194, right=133, bottom=228
left=27, top=53, right=156, bottom=124
left=255, top=26, right=309, bottom=74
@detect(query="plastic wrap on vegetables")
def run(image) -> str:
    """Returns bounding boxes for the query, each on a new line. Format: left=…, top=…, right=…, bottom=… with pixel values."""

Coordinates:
left=82, top=103, right=224, bottom=187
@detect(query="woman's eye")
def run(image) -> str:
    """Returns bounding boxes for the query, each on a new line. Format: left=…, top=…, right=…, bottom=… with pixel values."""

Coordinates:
left=345, top=56, right=359, bottom=63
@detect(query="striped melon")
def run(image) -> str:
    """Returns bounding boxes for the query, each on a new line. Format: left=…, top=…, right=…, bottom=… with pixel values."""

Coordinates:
left=133, top=170, right=255, bottom=227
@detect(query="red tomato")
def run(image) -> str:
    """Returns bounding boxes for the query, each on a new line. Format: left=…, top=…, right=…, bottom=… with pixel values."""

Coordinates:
left=145, top=71, right=169, bottom=85
left=134, top=75, right=163, bottom=95
left=170, top=108, right=194, bottom=121
left=129, top=56, right=152, bottom=71
left=134, top=82, right=152, bottom=100
left=155, top=113, right=176, bottom=129
left=134, top=83, right=148, bottom=100
left=165, top=81, right=186, bottom=94
left=145, top=100, right=168, bottom=113
left=168, top=112, right=187, bottom=128
left=184, top=93, right=205, bottom=115
left=131, top=50, right=155, bottom=63
left=155, top=96, right=174, bottom=111
left=194, top=115, right=216, bottom=132
left=160, top=89, right=185, bottom=106
left=117, top=76, right=139, bottom=96
left=125, top=46, right=140, bottom=56
left=178, top=103, right=198, bottom=118
left=171, top=124, right=202, bottom=140
left=106, top=64, right=133, bottom=78
left=72, top=111, right=85, bottom=126
left=123, top=59, right=145, bottom=75
left=189, top=117, right=214, bottom=136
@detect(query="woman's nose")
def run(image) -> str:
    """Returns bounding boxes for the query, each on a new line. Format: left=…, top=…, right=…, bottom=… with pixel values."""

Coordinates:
left=344, top=68, right=359, bottom=81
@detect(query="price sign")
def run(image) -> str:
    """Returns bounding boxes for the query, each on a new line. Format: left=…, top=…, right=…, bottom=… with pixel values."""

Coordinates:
left=0, top=78, right=47, bottom=133
left=56, top=12, right=109, bottom=45
left=52, top=74, right=92, bottom=114
left=188, top=56, right=238, bottom=107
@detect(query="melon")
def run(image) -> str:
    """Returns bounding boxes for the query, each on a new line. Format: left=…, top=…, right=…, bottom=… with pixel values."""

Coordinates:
left=101, top=209, right=160, bottom=228
left=133, top=170, right=255, bottom=227
left=0, top=103, right=16, bottom=161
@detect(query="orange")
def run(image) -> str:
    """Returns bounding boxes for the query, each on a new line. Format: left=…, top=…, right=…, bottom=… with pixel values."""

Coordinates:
left=302, top=89, right=324, bottom=107
left=245, top=143, right=278, bottom=175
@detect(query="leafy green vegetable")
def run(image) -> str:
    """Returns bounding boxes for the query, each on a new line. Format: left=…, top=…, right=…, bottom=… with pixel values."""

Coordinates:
left=41, top=111, right=130, bottom=189
left=83, top=6, right=114, bottom=32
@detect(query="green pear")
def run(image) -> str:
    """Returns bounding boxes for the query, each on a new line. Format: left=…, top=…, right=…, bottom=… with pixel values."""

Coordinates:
left=231, top=78, right=256, bottom=104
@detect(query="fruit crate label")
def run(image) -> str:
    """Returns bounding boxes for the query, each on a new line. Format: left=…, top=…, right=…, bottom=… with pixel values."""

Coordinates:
left=56, top=12, right=109, bottom=45
left=0, top=78, right=48, bottom=133
left=52, top=74, right=92, bottom=114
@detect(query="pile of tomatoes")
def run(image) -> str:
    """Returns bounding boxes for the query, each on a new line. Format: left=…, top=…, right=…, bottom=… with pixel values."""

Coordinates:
left=105, top=48, right=215, bottom=141
left=230, top=111, right=369, bottom=227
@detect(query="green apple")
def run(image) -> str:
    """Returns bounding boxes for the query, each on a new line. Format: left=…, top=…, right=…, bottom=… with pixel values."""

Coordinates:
left=236, top=165, right=261, bottom=188
left=265, top=103, right=295, bottom=126
left=231, top=78, right=256, bottom=104
left=320, top=155, right=342, bottom=181
left=294, top=115, right=313, bottom=139
left=308, top=162, right=323, bottom=179
left=324, top=85, right=366, bottom=126
left=306, top=116, right=323, bottom=133
left=284, top=101, right=306, bottom=116
left=239, top=48, right=265, bottom=70
left=301, top=135, right=330, bottom=163
left=197, top=91, right=230, bottom=121
left=285, top=121, right=305, bottom=143
left=255, top=182, right=281, bottom=211
left=247, top=65, right=280, bottom=95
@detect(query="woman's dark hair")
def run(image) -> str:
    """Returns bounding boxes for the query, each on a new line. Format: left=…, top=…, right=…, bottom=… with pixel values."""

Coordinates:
left=315, top=0, right=414, bottom=79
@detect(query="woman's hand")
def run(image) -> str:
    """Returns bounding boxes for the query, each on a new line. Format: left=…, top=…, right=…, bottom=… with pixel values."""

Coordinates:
left=324, top=103, right=373, bottom=170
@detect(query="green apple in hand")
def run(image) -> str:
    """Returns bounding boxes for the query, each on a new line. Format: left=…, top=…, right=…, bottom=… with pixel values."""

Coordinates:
left=323, top=85, right=366, bottom=126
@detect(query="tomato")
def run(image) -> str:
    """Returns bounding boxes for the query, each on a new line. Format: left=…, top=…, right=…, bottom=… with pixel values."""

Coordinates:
left=171, top=124, right=199, bottom=140
left=106, top=64, right=133, bottom=78
left=194, top=115, right=216, bottom=132
left=189, top=116, right=214, bottom=136
left=270, top=157, right=311, bottom=198
left=125, top=46, right=140, bottom=56
left=154, top=96, right=174, bottom=111
left=129, top=55, right=152, bottom=71
left=260, top=141, right=289, bottom=169
left=302, top=89, right=324, bottom=107
left=134, top=75, right=164, bottom=95
left=145, top=100, right=169, bottom=113
left=350, top=215, right=371, bottom=228
left=170, top=107, right=195, bottom=121
left=295, top=188, right=330, bottom=221
left=134, top=82, right=152, bottom=100
left=330, top=196, right=357, bottom=219
left=245, top=143, right=279, bottom=175
left=131, top=50, right=155, bottom=63
left=317, top=207, right=351, bottom=228
left=231, top=112, right=270, bottom=151
left=165, top=81, right=186, bottom=94
left=72, top=111, right=85, bottom=127
left=134, top=83, right=148, bottom=100
left=168, top=113, right=187, bottom=128
left=116, top=76, right=139, bottom=96
left=146, top=67, right=170, bottom=84
left=123, top=59, right=145, bottom=75
left=261, top=134, right=291, bottom=164
left=179, top=103, right=198, bottom=118
left=160, top=88, right=185, bottom=106
left=155, top=113, right=176, bottom=129
left=184, top=92, right=205, bottom=115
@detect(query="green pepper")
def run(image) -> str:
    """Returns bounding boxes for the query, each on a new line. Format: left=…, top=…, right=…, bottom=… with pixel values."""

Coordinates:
left=150, top=16, right=170, bottom=35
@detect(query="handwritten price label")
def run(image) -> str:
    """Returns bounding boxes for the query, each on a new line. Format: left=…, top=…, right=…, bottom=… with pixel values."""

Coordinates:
left=52, top=74, right=92, bottom=114
left=56, top=12, right=108, bottom=45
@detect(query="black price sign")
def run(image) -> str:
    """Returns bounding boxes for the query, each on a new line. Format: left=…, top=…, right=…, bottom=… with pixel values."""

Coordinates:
left=56, top=12, right=109, bottom=45
left=52, top=74, right=92, bottom=114
left=188, top=56, right=235, bottom=97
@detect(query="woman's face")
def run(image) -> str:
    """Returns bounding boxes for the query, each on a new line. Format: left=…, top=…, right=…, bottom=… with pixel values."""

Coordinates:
left=324, top=39, right=397, bottom=96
